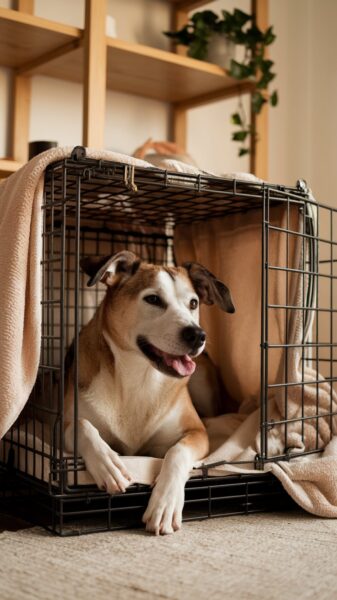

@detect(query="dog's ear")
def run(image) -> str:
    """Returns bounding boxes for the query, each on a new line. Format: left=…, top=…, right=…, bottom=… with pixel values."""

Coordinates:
left=80, top=251, right=141, bottom=287
left=183, top=262, right=235, bottom=313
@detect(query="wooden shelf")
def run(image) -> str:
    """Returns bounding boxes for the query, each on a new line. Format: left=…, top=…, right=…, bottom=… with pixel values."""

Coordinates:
left=0, top=159, right=22, bottom=178
left=167, top=0, right=210, bottom=7
left=106, top=39, right=253, bottom=105
left=0, top=7, right=81, bottom=69
left=20, top=35, right=253, bottom=106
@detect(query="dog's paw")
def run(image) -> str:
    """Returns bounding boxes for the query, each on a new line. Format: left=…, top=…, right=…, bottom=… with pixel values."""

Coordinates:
left=142, top=481, right=184, bottom=535
left=84, top=444, right=133, bottom=494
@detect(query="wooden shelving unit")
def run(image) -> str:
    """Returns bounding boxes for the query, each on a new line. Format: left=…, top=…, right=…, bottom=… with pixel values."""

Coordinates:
left=105, top=39, right=254, bottom=104
left=22, top=36, right=253, bottom=104
left=0, top=0, right=268, bottom=179
left=0, top=7, right=81, bottom=68
left=0, top=159, right=22, bottom=178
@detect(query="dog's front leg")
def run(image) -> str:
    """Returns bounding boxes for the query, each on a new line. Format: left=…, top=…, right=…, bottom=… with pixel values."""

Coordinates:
left=142, top=428, right=209, bottom=535
left=64, top=419, right=133, bottom=493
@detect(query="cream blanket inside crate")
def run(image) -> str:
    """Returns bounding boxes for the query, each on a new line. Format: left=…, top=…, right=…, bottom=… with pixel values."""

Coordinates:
left=1, top=148, right=337, bottom=517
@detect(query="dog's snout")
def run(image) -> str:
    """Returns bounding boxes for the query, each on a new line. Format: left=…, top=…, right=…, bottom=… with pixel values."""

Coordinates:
left=181, top=326, right=206, bottom=350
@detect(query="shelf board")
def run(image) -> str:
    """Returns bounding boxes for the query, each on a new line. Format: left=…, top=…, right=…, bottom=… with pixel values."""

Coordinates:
left=0, top=159, right=23, bottom=178
left=167, top=0, right=212, bottom=8
left=0, top=7, right=81, bottom=69
left=24, top=36, right=253, bottom=106
left=106, top=39, right=252, bottom=104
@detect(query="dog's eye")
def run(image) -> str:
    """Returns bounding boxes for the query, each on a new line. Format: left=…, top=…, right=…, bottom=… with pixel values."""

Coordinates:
left=190, top=298, right=198, bottom=310
left=144, top=294, right=163, bottom=307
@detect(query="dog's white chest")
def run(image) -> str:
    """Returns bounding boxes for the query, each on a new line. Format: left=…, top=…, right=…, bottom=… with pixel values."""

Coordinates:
left=79, top=365, right=178, bottom=455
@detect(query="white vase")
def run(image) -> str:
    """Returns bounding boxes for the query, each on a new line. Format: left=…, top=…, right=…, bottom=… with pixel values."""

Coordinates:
left=207, top=33, right=235, bottom=69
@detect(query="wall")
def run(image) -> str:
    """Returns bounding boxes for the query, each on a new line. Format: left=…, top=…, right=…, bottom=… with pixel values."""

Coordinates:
left=306, top=0, right=337, bottom=204
left=269, top=0, right=337, bottom=203
left=190, top=0, right=337, bottom=198
left=268, top=0, right=310, bottom=187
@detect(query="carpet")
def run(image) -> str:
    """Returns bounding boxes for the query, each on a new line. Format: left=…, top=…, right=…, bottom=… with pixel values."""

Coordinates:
left=1, top=511, right=337, bottom=600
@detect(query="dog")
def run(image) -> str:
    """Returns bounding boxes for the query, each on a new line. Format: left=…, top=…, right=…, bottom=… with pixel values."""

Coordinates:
left=64, top=251, right=234, bottom=535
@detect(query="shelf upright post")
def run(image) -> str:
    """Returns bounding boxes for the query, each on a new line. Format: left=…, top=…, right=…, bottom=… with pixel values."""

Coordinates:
left=83, top=0, right=107, bottom=148
left=170, top=2, right=190, bottom=151
left=10, top=0, right=34, bottom=164
left=250, top=0, right=269, bottom=180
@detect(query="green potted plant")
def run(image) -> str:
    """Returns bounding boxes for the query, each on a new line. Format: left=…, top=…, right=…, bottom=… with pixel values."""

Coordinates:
left=164, top=9, right=278, bottom=157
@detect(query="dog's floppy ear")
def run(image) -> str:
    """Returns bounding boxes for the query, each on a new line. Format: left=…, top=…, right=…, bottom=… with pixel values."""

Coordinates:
left=80, top=251, right=141, bottom=287
left=183, top=262, right=235, bottom=313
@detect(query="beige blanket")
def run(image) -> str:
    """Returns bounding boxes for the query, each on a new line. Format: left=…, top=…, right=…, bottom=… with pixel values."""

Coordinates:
left=0, top=147, right=151, bottom=439
left=1, top=148, right=337, bottom=519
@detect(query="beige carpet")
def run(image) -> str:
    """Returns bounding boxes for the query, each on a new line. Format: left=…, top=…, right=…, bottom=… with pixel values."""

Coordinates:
left=1, top=511, right=337, bottom=600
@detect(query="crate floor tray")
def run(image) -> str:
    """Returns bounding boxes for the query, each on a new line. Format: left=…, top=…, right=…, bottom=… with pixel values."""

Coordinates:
left=0, top=467, right=296, bottom=536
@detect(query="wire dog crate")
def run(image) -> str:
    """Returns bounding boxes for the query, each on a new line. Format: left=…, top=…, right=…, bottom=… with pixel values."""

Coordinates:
left=1, top=146, right=336, bottom=535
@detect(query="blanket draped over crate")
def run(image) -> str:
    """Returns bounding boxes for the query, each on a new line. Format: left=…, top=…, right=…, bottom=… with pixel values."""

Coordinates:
left=0, top=148, right=337, bottom=518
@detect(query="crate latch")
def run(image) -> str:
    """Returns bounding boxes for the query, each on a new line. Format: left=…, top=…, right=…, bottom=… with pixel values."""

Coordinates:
left=123, top=165, right=138, bottom=192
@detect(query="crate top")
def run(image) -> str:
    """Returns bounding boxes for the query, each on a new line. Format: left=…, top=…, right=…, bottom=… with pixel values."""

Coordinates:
left=44, top=154, right=310, bottom=228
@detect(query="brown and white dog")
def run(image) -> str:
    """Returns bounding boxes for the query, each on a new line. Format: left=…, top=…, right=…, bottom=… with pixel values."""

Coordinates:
left=64, top=251, right=234, bottom=535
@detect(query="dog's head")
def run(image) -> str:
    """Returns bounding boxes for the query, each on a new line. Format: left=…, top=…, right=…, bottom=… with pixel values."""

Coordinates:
left=81, top=251, right=235, bottom=379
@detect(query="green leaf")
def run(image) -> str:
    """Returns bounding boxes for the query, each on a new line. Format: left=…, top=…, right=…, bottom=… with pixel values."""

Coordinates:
left=188, top=38, right=208, bottom=60
left=231, top=112, right=242, bottom=125
left=256, top=71, right=276, bottom=89
left=252, top=92, right=267, bottom=113
left=245, top=24, right=264, bottom=47
left=264, top=26, right=276, bottom=45
left=270, top=90, right=278, bottom=106
left=233, top=9, right=252, bottom=27
left=232, top=130, right=249, bottom=142
left=229, top=60, right=254, bottom=80
left=233, top=30, right=248, bottom=45
left=163, top=26, right=193, bottom=46
left=217, top=19, right=231, bottom=35
left=261, top=59, right=274, bottom=73
left=192, top=11, right=218, bottom=28
left=222, top=10, right=233, bottom=23
left=239, top=148, right=250, bottom=156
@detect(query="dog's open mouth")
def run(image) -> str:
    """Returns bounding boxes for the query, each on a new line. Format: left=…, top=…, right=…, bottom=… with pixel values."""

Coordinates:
left=137, top=336, right=196, bottom=378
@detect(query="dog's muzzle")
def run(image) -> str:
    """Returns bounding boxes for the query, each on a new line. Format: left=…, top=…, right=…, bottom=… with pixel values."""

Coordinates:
left=181, top=326, right=206, bottom=355
left=137, top=334, right=202, bottom=378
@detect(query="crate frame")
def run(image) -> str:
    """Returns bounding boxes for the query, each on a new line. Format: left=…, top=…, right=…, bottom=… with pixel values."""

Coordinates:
left=1, top=147, right=336, bottom=534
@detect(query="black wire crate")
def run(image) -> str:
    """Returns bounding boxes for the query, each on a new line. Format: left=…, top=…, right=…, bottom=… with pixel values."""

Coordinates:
left=1, top=147, right=336, bottom=534
left=0, top=468, right=296, bottom=536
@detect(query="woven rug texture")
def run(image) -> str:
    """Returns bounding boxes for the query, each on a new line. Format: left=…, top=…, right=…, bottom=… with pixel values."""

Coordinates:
left=1, top=511, right=337, bottom=600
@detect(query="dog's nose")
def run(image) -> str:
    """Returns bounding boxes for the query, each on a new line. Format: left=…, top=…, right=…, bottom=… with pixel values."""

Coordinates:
left=181, top=326, right=206, bottom=350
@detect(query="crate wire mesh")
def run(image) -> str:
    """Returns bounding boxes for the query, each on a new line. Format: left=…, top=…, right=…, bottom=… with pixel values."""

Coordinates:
left=259, top=193, right=337, bottom=465
left=1, top=148, right=336, bottom=535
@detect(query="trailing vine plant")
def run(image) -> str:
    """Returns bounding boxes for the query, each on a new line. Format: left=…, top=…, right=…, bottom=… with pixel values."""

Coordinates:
left=164, top=9, right=278, bottom=157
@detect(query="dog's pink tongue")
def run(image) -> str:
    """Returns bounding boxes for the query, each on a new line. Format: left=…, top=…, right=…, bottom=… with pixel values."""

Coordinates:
left=163, top=353, right=196, bottom=377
